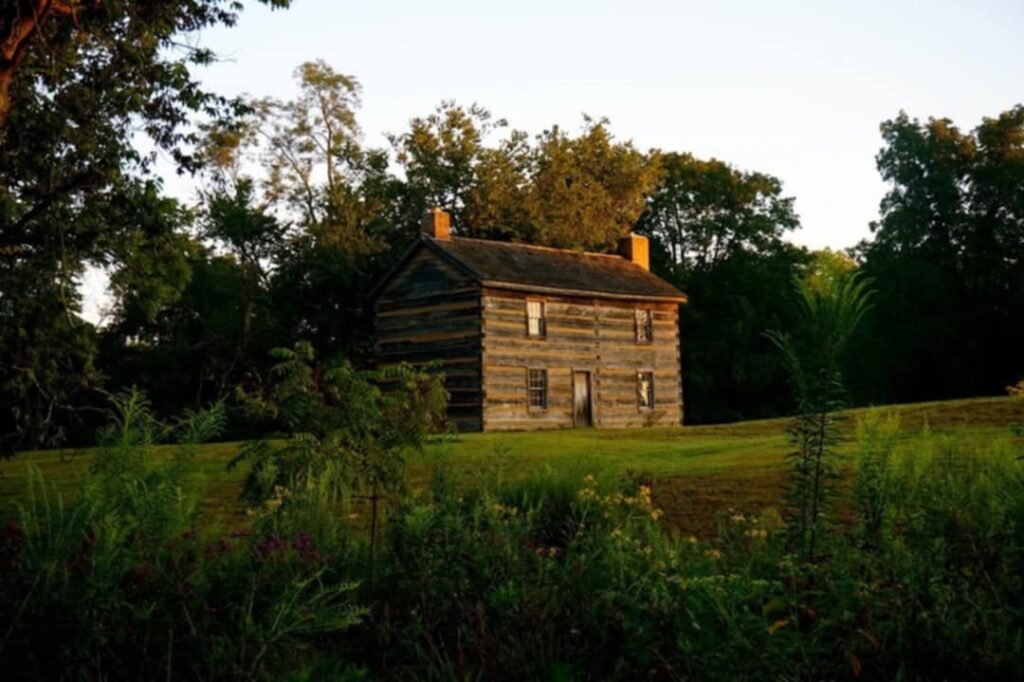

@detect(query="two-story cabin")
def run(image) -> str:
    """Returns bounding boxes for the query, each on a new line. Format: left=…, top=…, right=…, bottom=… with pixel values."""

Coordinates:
left=370, top=209, right=688, bottom=431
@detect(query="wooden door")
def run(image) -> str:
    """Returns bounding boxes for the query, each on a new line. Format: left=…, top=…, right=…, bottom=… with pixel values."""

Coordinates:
left=573, top=371, right=593, bottom=427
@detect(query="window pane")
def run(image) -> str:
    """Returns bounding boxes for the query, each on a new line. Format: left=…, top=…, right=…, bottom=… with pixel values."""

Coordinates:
left=527, top=301, right=545, bottom=337
left=635, top=309, right=652, bottom=342
left=528, top=369, right=548, bottom=408
left=637, top=371, right=654, bottom=409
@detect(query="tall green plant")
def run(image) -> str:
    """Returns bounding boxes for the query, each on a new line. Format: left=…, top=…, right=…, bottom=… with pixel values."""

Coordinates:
left=768, top=271, right=873, bottom=558
left=231, top=342, right=448, bottom=580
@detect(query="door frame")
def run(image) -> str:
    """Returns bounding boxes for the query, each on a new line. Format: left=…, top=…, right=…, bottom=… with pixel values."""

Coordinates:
left=571, top=368, right=594, bottom=428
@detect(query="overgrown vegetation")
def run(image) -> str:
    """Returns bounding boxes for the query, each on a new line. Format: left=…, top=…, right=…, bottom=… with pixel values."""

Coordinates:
left=3, top=4, right=1024, bottom=678
left=3, top=393, right=1022, bottom=680
left=0, top=390, right=365, bottom=680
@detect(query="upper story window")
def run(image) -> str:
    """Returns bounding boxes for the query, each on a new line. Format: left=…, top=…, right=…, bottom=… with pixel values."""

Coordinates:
left=527, top=300, right=546, bottom=337
left=528, top=368, right=548, bottom=409
left=635, top=309, right=653, bottom=343
left=637, top=371, right=655, bottom=410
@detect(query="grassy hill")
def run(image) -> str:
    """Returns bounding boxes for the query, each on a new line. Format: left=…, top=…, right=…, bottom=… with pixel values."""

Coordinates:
left=2, top=396, right=1021, bottom=536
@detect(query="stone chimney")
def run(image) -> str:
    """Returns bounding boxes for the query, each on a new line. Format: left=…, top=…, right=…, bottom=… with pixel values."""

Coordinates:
left=421, top=207, right=451, bottom=241
left=618, top=233, right=649, bottom=270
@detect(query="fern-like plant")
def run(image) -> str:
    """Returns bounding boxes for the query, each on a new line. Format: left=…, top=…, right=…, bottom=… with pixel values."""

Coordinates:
left=231, top=342, right=448, bottom=581
left=768, top=272, right=873, bottom=559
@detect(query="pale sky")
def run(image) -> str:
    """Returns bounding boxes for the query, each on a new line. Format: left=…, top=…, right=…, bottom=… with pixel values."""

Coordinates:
left=84, top=0, right=1024, bottom=322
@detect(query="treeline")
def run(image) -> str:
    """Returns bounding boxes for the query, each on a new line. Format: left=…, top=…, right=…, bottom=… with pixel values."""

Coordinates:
left=1, top=2, right=1022, bottom=452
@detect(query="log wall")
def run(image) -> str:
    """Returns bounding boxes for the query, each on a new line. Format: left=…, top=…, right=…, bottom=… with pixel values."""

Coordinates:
left=374, top=248, right=483, bottom=431
left=480, top=288, right=683, bottom=431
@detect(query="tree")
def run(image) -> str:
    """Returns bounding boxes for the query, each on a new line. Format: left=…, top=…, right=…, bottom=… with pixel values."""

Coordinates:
left=231, top=342, right=448, bottom=583
left=390, top=101, right=504, bottom=234
left=393, top=108, right=661, bottom=250
left=0, top=0, right=291, bottom=452
left=525, top=118, right=660, bottom=250
left=856, top=107, right=1024, bottom=404
left=637, top=153, right=806, bottom=422
left=200, top=61, right=404, bottom=362
left=97, top=189, right=290, bottom=426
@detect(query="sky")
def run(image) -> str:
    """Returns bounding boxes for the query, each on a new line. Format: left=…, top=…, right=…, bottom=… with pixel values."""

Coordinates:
left=84, top=0, right=1024, bottom=322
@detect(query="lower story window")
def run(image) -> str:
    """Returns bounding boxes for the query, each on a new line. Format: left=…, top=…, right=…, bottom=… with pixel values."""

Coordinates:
left=637, top=371, right=654, bottom=410
left=528, top=368, right=548, bottom=409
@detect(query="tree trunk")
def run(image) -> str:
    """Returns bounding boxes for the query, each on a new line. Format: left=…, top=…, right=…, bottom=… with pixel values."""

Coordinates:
left=0, top=1, right=92, bottom=131
left=0, top=68, right=13, bottom=130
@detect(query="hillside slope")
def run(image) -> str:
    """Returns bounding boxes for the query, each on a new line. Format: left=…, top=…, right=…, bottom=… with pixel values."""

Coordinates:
left=2, top=396, right=1021, bottom=535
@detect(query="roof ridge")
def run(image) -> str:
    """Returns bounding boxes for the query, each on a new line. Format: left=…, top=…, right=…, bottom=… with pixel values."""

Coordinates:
left=445, top=234, right=628, bottom=260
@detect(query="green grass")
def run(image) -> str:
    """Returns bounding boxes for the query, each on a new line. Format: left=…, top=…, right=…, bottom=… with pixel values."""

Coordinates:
left=2, top=396, right=1021, bottom=535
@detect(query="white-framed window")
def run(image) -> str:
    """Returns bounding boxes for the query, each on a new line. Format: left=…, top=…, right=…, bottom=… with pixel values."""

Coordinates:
left=527, top=299, right=546, bottom=337
left=528, top=368, right=548, bottom=409
left=637, top=371, right=655, bottom=410
left=635, top=309, right=653, bottom=343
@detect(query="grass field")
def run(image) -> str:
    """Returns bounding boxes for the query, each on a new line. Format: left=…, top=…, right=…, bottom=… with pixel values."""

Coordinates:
left=2, top=396, right=1021, bottom=536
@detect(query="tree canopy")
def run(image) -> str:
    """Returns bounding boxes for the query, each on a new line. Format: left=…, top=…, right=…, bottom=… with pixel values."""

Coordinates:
left=853, top=108, right=1024, bottom=404
left=2, top=21, right=1021, bottom=451
left=638, top=152, right=807, bottom=422
left=0, top=0, right=290, bottom=452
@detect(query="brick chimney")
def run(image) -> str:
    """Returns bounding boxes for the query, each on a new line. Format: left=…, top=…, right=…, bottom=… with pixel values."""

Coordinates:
left=421, top=207, right=451, bottom=241
left=618, top=233, right=649, bottom=270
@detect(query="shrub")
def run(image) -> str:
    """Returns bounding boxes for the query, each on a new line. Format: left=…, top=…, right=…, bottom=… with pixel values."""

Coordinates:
left=0, top=390, right=365, bottom=681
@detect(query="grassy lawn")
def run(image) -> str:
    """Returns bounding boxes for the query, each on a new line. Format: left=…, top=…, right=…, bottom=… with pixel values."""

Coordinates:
left=2, top=396, right=1021, bottom=536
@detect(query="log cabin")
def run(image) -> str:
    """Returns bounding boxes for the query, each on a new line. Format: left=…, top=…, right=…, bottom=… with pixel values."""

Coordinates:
left=370, top=209, right=688, bottom=431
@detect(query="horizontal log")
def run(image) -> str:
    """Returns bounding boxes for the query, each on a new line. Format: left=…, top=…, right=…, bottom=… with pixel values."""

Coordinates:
left=448, top=401, right=482, bottom=409
left=378, top=345, right=481, bottom=363
left=377, top=287, right=480, bottom=312
left=378, top=328, right=480, bottom=345
left=484, top=289, right=680, bottom=311
left=484, top=410, right=574, bottom=423
left=484, top=299, right=677, bottom=325
left=483, top=355, right=680, bottom=370
left=377, top=310, right=481, bottom=333
left=377, top=298, right=480, bottom=319
left=452, top=419, right=482, bottom=432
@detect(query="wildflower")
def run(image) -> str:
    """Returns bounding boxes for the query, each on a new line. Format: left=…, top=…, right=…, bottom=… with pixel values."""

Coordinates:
left=705, top=549, right=722, bottom=560
left=650, top=509, right=664, bottom=521
left=253, top=534, right=287, bottom=561
left=292, top=532, right=322, bottom=563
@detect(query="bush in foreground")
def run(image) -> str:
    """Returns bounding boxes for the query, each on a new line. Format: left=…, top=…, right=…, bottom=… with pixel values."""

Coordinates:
left=1, top=401, right=1022, bottom=680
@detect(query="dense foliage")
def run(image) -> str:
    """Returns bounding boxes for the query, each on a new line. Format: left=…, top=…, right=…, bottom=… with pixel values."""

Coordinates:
left=3, top=397, right=1022, bottom=679
left=0, top=0, right=1021, bottom=447
left=637, top=153, right=807, bottom=422
left=853, top=108, right=1024, bottom=405
left=0, top=0, right=291, bottom=453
